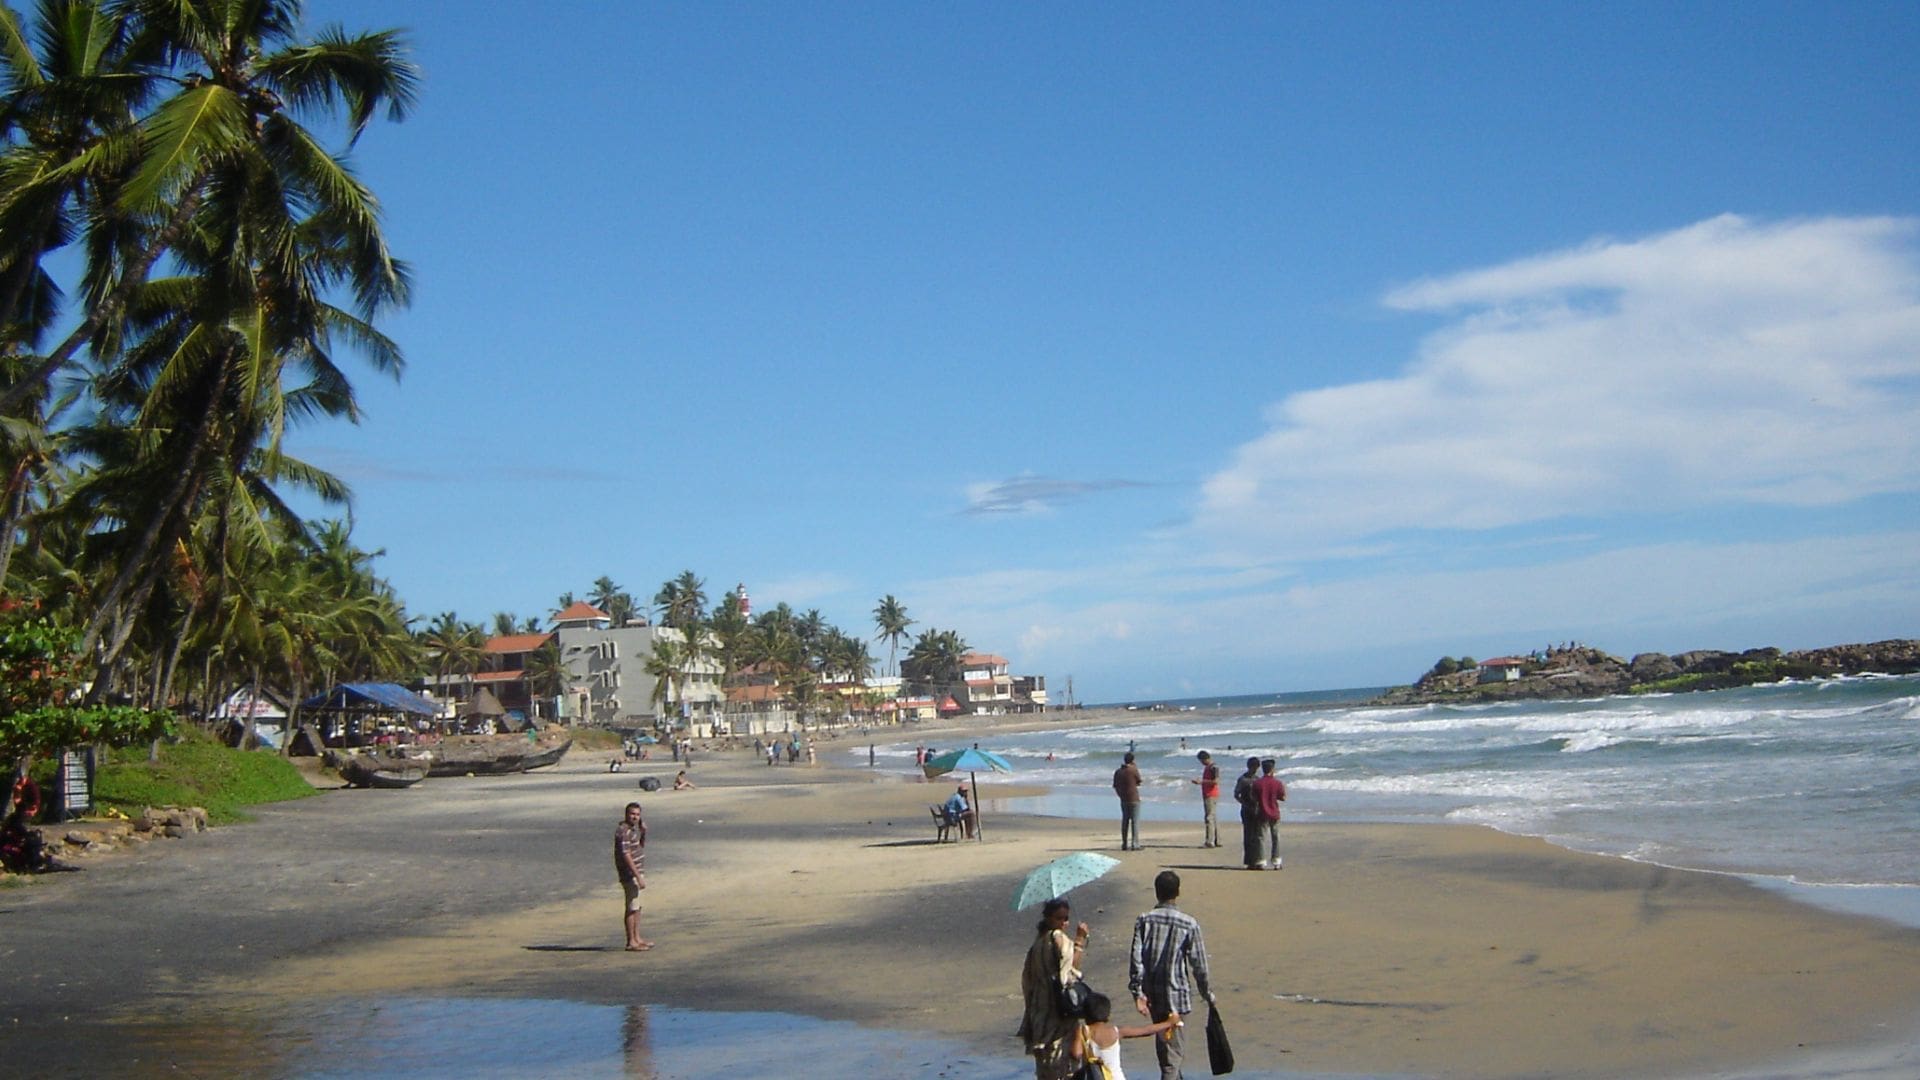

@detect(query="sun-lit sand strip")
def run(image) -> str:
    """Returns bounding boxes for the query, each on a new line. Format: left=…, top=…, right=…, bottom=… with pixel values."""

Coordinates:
left=215, top=746, right=1920, bottom=1079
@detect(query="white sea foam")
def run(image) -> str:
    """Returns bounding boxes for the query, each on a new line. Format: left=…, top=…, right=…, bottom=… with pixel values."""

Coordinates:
left=1561, top=731, right=1623, bottom=753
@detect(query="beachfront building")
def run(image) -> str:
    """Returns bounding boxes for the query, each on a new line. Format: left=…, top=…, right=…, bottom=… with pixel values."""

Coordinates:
left=1012, top=674, right=1048, bottom=713
left=474, top=630, right=554, bottom=722
left=962, top=652, right=1015, bottom=715
left=1478, top=657, right=1528, bottom=683
left=552, top=602, right=724, bottom=728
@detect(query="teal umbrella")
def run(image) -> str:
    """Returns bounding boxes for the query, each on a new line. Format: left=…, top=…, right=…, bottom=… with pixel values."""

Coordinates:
left=1013, top=851, right=1122, bottom=910
left=922, top=747, right=1013, bottom=840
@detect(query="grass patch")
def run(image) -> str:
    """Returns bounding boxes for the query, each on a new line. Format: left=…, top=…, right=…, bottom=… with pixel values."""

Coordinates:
left=569, top=727, right=621, bottom=751
left=91, top=728, right=317, bottom=824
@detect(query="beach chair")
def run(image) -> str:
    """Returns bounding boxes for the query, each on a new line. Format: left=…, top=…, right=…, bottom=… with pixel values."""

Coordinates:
left=929, top=804, right=959, bottom=842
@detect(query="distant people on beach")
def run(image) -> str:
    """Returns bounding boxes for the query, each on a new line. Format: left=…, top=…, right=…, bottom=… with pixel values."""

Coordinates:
left=1128, top=870, right=1214, bottom=1080
left=1233, top=756, right=1262, bottom=870
left=869, top=743, right=876, bottom=768
left=1019, top=897, right=1090, bottom=1079
left=673, top=771, right=695, bottom=791
left=1252, top=759, right=1286, bottom=870
left=1073, top=992, right=1180, bottom=1080
left=614, top=802, right=651, bottom=952
left=1114, top=752, right=1144, bottom=851
left=1190, top=751, right=1221, bottom=848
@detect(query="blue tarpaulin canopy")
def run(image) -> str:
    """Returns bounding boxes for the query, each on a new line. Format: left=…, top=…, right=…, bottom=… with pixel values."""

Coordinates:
left=302, top=682, right=439, bottom=716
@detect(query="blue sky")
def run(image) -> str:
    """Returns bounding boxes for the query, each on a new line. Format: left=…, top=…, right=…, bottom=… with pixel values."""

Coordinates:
left=292, top=2, right=1920, bottom=700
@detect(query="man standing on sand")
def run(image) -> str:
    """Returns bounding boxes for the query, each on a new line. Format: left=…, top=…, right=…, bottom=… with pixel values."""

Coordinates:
left=615, top=802, right=652, bottom=951
left=1129, top=870, right=1215, bottom=1080
left=1189, top=751, right=1220, bottom=848
left=1113, top=751, right=1144, bottom=851
left=1233, top=755, right=1261, bottom=870
left=1252, top=758, right=1287, bottom=869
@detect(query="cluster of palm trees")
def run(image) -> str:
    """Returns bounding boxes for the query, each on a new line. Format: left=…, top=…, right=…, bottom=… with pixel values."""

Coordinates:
left=1, top=2, right=421, bottom=723
left=531, top=575, right=976, bottom=724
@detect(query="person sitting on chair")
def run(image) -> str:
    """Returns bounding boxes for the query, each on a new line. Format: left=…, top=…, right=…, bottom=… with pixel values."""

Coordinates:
left=945, top=783, right=977, bottom=839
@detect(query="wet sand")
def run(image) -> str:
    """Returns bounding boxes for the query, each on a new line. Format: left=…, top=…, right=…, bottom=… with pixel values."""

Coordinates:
left=5, top=743, right=1920, bottom=1078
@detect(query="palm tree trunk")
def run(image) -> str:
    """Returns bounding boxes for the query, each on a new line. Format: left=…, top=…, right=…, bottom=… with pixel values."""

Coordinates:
left=0, top=459, right=29, bottom=587
left=80, top=349, right=230, bottom=660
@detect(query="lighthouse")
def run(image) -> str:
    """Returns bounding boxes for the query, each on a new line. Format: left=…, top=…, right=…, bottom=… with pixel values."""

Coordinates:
left=735, top=582, right=750, bottom=618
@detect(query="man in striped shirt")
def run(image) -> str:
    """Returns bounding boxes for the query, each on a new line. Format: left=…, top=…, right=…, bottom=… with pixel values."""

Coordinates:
left=615, top=802, right=651, bottom=951
left=1128, top=870, right=1215, bottom=1079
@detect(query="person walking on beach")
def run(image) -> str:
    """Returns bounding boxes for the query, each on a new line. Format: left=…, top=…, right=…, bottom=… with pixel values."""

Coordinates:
left=1128, top=870, right=1214, bottom=1080
left=614, top=802, right=652, bottom=951
left=1233, top=756, right=1261, bottom=870
left=1190, top=751, right=1220, bottom=848
left=1019, top=897, right=1091, bottom=1079
left=1113, top=752, right=1144, bottom=851
left=1252, top=758, right=1286, bottom=869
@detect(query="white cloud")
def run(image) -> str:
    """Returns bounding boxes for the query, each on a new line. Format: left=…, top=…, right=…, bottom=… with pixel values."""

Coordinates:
left=1195, top=215, right=1920, bottom=554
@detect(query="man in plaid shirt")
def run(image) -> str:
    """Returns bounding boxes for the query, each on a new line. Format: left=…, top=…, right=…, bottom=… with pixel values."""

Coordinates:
left=1128, top=870, right=1215, bottom=1079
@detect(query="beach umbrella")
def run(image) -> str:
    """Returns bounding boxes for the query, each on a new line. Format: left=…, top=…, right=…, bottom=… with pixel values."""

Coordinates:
left=632, top=734, right=659, bottom=744
left=1012, top=852, right=1121, bottom=911
left=922, top=748, right=1013, bottom=840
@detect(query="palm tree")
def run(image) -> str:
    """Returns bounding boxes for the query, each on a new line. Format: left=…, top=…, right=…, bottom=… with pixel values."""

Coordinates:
left=0, top=0, right=419, bottom=415
left=653, top=570, right=705, bottom=629
left=521, top=642, right=567, bottom=723
left=872, top=594, right=912, bottom=677
left=904, top=628, right=969, bottom=705
left=643, top=636, right=682, bottom=725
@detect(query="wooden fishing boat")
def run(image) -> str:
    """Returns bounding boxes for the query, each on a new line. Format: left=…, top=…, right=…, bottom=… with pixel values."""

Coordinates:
left=337, top=753, right=430, bottom=789
left=423, top=734, right=573, bottom=777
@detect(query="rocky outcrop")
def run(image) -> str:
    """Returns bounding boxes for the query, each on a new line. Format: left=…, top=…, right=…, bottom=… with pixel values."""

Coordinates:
left=1374, top=639, right=1919, bottom=705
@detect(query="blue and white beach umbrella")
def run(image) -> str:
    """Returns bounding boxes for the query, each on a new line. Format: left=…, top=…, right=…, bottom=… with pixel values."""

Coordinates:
left=922, top=747, right=1014, bottom=840
left=1012, top=852, right=1122, bottom=911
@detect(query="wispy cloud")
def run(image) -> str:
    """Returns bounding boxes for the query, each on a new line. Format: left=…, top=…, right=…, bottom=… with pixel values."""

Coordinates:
left=962, top=475, right=1152, bottom=516
left=1194, top=214, right=1920, bottom=557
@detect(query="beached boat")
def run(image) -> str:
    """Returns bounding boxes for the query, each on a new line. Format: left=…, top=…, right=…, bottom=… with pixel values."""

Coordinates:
left=423, top=733, right=573, bottom=777
left=337, top=753, right=430, bottom=789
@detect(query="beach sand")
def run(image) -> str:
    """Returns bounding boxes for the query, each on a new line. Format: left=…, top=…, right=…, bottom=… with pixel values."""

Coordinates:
left=7, top=737, right=1920, bottom=1078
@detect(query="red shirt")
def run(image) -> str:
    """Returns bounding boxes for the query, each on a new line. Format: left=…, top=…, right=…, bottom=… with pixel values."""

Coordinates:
left=1198, top=763, right=1220, bottom=799
left=1252, top=775, right=1286, bottom=822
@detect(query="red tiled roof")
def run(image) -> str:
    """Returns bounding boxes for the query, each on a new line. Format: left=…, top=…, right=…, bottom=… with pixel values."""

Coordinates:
left=960, top=653, right=1007, bottom=666
left=1481, top=657, right=1527, bottom=667
left=553, top=601, right=610, bottom=623
left=486, top=632, right=553, bottom=654
left=473, top=670, right=525, bottom=683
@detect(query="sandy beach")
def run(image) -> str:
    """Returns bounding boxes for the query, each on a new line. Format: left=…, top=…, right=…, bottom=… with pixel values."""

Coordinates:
left=6, top=731, right=1920, bottom=1079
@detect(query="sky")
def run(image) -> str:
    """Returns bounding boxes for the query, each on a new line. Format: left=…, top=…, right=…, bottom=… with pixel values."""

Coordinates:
left=289, top=2, right=1920, bottom=701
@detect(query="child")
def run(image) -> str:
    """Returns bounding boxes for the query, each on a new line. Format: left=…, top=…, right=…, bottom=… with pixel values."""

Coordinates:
left=1072, top=992, right=1180, bottom=1080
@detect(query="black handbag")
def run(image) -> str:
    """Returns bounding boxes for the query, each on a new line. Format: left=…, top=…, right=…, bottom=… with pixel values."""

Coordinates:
left=1058, top=975, right=1093, bottom=1018
left=1206, top=1003, right=1234, bottom=1074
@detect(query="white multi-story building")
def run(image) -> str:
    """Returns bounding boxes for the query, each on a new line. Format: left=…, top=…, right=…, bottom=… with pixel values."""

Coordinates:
left=550, top=602, right=723, bottom=727
left=962, top=652, right=1015, bottom=715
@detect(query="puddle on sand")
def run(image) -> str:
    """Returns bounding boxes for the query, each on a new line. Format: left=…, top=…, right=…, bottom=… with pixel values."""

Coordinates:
left=31, top=997, right=1036, bottom=1079
left=22, top=996, right=1324, bottom=1079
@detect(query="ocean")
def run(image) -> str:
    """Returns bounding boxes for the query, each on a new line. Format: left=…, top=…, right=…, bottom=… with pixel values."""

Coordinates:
left=869, top=674, right=1920, bottom=914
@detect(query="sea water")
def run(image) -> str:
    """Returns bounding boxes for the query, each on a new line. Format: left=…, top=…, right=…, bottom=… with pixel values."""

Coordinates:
left=867, top=674, right=1920, bottom=909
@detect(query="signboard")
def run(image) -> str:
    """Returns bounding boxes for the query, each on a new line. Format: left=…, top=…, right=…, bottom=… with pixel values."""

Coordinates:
left=59, top=748, right=92, bottom=817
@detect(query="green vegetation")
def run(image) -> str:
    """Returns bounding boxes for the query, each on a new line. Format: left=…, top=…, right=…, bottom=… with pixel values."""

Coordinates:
left=1632, top=658, right=1824, bottom=695
left=93, top=728, right=315, bottom=825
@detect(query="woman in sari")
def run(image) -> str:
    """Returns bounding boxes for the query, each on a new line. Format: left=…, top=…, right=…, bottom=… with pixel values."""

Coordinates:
left=1018, top=897, right=1092, bottom=1079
